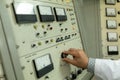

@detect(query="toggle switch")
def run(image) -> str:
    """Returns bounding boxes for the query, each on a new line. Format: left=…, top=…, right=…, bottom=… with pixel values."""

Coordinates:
left=36, top=33, right=40, bottom=37
left=70, top=73, right=77, bottom=80
left=31, top=44, right=36, bottom=48
left=77, top=69, right=82, bottom=75
left=44, top=31, right=47, bottom=34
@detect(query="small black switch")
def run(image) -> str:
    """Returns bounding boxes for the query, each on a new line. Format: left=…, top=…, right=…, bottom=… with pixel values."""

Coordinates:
left=44, top=31, right=47, bottom=34
left=31, top=44, right=36, bottom=48
left=77, top=69, right=82, bottom=75
left=61, top=37, right=64, bottom=41
left=36, top=33, right=40, bottom=36
left=48, top=24, right=50, bottom=27
left=70, top=73, right=77, bottom=80
left=118, top=11, right=120, bottom=14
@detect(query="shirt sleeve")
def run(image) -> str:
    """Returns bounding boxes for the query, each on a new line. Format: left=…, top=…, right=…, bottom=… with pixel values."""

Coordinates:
left=87, top=58, right=96, bottom=73
left=94, top=59, right=120, bottom=80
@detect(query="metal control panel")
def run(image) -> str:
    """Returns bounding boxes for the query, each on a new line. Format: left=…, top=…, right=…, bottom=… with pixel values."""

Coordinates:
left=0, top=0, right=91, bottom=80
left=100, top=0, right=120, bottom=59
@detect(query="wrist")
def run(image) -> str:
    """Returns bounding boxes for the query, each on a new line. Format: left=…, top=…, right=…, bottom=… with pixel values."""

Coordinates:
left=87, top=58, right=96, bottom=73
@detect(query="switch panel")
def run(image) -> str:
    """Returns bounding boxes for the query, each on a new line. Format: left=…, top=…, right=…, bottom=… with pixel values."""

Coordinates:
left=107, top=32, right=118, bottom=41
left=107, top=46, right=119, bottom=55
left=105, top=0, right=116, bottom=5
left=33, top=54, right=54, bottom=78
left=106, top=20, right=117, bottom=29
left=0, top=0, right=89, bottom=80
left=106, top=8, right=116, bottom=17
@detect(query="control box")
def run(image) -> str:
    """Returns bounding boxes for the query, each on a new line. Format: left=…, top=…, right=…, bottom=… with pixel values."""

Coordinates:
left=0, top=0, right=91, bottom=80
left=100, top=0, right=120, bottom=59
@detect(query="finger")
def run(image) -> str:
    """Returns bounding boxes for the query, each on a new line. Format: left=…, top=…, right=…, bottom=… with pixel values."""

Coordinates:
left=62, top=50, right=77, bottom=57
left=62, top=58, right=77, bottom=66
left=69, top=48, right=76, bottom=51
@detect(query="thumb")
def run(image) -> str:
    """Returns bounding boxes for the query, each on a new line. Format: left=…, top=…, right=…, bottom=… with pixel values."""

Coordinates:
left=62, top=58, right=76, bottom=66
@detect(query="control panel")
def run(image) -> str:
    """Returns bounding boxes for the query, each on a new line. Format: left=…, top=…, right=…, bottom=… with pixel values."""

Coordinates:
left=0, top=0, right=90, bottom=80
left=100, top=0, right=120, bottom=59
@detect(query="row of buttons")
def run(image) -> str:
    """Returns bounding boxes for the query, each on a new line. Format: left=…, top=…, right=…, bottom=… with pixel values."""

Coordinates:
left=56, top=33, right=77, bottom=43
left=31, top=33, right=77, bottom=48
left=31, top=39, right=54, bottom=48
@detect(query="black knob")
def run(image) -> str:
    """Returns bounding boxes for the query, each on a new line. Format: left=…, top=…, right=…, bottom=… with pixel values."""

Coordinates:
left=61, top=53, right=68, bottom=58
left=77, top=69, right=82, bottom=75
left=70, top=73, right=77, bottom=80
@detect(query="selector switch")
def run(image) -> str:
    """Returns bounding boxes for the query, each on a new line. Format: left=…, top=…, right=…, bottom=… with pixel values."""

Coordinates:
left=77, top=69, right=82, bottom=75
left=61, top=53, right=68, bottom=58
left=70, top=73, right=77, bottom=80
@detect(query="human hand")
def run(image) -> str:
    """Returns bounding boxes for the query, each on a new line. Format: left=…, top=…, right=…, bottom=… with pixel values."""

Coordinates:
left=62, top=48, right=88, bottom=69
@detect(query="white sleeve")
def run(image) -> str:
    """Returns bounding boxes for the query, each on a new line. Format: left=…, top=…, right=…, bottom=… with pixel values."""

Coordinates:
left=94, top=59, right=120, bottom=80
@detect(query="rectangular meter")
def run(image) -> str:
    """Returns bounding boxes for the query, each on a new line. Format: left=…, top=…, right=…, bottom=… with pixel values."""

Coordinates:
left=106, top=8, right=116, bottom=17
left=105, top=0, right=116, bottom=5
left=54, top=8, right=67, bottom=21
left=12, top=3, right=37, bottom=23
left=37, top=6, right=54, bottom=22
left=106, top=20, right=117, bottom=29
left=107, top=32, right=118, bottom=41
left=107, top=46, right=118, bottom=55
left=33, top=54, right=54, bottom=78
